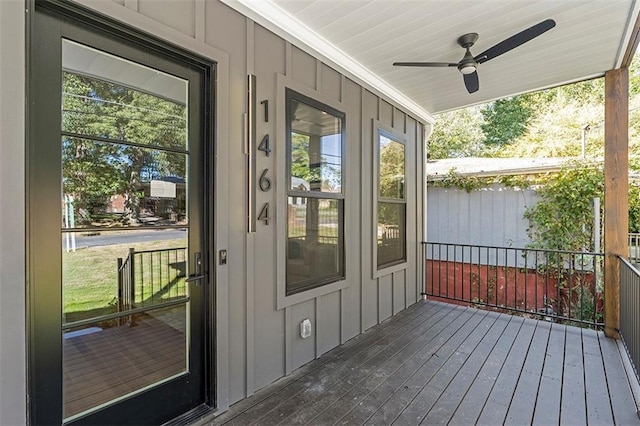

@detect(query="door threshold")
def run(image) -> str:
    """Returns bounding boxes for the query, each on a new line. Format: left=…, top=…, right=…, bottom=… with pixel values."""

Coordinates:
left=162, top=404, right=216, bottom=426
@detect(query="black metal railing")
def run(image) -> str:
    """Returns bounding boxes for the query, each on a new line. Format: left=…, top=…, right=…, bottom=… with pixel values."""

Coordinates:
left=117, top=247, right=187, bottom=317
left=421, top=242, right=605, bottom=328
left=619, top=256, right=640, bottom=382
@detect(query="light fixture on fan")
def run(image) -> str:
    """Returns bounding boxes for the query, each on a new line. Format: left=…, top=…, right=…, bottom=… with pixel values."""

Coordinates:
left=458, top=64, right=477, bottom=75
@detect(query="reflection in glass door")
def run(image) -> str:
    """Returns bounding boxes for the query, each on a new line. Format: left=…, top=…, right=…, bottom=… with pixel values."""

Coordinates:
left=60, top=40, right=199, bottom=421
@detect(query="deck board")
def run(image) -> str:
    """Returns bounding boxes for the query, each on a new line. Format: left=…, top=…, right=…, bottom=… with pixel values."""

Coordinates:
left=561, top=325, right=587, bottom=425
left=417, top=311, right=510, bottom=424
left=363, top=309, right=488, bottom=425
left=583, top=328, right=615, bottom=425
left=447, top=315, right=523, bottom=426
left=504, top=320, right=551, bottom=425
left=391, top=312, right=500, bottom=425
left=474, top=318, right=537, bottom=425
left=330, top=307, right=478, bottom=425
left=599, top=332, right=640, bottom=425
left=218, top=301, right=428, bottom=422
left=531, top=323, right=565, bottom=425
left=220, top=302, right=448, bottom=426
left=302, top=305, right=468, bottom=425
left=206, top=300, right=640, bottom=426
left=276, top=304, right=465, bottom=425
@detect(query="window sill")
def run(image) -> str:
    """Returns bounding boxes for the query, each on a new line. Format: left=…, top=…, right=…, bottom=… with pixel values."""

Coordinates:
left=373, top=260, right=408, bottom=279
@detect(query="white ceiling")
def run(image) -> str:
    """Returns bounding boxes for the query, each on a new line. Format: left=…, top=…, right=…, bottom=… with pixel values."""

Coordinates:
left=222, top=0, right=640, bottom=120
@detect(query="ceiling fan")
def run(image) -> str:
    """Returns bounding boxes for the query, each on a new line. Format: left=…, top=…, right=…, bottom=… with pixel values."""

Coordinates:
left=393, top=19, right=556, bottom=94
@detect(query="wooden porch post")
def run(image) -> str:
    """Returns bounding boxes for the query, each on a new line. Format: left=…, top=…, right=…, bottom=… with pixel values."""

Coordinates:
left=604, top=67, right=629, bottom=339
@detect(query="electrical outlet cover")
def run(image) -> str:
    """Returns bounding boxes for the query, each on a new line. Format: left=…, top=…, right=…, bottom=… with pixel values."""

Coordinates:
left=300, top=319, right=312, bottom=338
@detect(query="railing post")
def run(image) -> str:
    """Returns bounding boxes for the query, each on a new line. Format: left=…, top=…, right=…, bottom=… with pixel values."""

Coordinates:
left=128, top=247, right=135, bottom=305
left=117, top=258, right=123, bottom=309
left=117, top=257, right=123, bottom=326
left=604, top=67, right=629, bottom=339
left=421, top=243, right=427, bottom=300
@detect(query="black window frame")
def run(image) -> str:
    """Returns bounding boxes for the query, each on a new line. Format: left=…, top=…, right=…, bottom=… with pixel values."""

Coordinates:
left=285, top=88, right=346, bottom=295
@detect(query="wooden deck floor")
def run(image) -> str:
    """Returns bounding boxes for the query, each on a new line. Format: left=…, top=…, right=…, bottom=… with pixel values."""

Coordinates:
left=206, top=300, right=640, bottom=426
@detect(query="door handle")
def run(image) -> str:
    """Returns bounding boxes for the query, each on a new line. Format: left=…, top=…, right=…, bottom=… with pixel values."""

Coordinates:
left=186, top=252, right=205, bottom=286
left=185, top=274, right=205, bottom=283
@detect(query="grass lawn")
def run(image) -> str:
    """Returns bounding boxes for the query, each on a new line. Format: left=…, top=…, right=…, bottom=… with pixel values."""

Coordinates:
left=63, top=238, right=186, bottom=321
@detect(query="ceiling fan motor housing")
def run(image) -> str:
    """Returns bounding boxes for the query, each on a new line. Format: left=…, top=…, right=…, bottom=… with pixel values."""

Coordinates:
left=457, top=33, right=479, bottom=74
left=457, top=33, right=478, bottom=48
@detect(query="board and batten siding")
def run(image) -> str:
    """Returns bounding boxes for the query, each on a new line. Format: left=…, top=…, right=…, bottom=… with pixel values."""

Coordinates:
left=0, top=1, right=27, bottom=425
left=0, top=0, right=429, bottom=420
left=426, top=183, right=539, bottom=249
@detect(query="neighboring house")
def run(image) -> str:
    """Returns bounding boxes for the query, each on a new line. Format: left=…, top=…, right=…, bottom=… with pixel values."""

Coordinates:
left=1, top=1, right=638, bottom=425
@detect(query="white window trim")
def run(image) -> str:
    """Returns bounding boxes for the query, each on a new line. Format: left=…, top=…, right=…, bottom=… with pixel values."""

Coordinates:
left=372, top=120, right=408, bottom=279
left=275, top=73, right=350, bottom=310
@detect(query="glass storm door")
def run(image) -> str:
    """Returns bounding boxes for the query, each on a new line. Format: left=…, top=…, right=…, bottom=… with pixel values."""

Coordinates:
left=30, top=6, right=211, bottom=424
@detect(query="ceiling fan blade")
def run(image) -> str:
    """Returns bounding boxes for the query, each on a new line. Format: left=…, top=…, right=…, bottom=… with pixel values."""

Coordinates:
left=475, top=19, right=556, bottom=64
left=463, top=71, right=479, bottom=93
left=393, top=61, right=458, bottom=67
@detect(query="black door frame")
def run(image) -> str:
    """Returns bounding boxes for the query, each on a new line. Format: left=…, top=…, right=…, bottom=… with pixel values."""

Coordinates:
left=27, top=1, right=216, bottom=424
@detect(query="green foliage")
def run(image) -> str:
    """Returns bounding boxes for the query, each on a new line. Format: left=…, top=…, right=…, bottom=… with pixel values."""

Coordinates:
left=62, top=72, right=186, bottom=225
left=523, top=160, right=640, bottom=250
left=429, top=52, right=640, bottom=159
left=379, top=140, right=405, bottom=199
left=524, top=162, right=604, bottom=251
left=570, top=285, right=603, bottom=325
left=481, top=95, right=534, bottom=146
left=430, top=168, right=491, bottom=193
left=629, top=184, right=640, bottom=233
left=428, top=107, right=486, bottom=159
left=430, top=167, right=540, bottom=193
left=498, top=174, right=531, bottom=190
left=378, top=138, right=405, bottom=226
left=63, top=238, right=185, bottom=317
left=498, top=80, right=605, bottom=158
left=290, top=132, right=342, bottom=191
left=290, top=133, right=316, bottom=184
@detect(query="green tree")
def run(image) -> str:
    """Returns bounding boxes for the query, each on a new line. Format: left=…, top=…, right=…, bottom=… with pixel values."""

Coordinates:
left=378, top=140, right=405, bottom=225
left=498, top=78, right=605, bottom=158
left=498, top=100, right=604, bottom=158
left=62, top=72, right=186, bottom=225
left=379, top=140, right=405, bottom=198
left=481, top=95, right=535, bottom=147
left=430, top=52, right=640, bottom=160
left=428, top=106, right=485, bottom=159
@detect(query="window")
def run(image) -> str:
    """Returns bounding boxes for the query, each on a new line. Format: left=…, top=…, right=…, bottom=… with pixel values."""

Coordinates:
left=286, top=89, right=345, bottom=295
left=376, top=129, right=406, bottom=269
